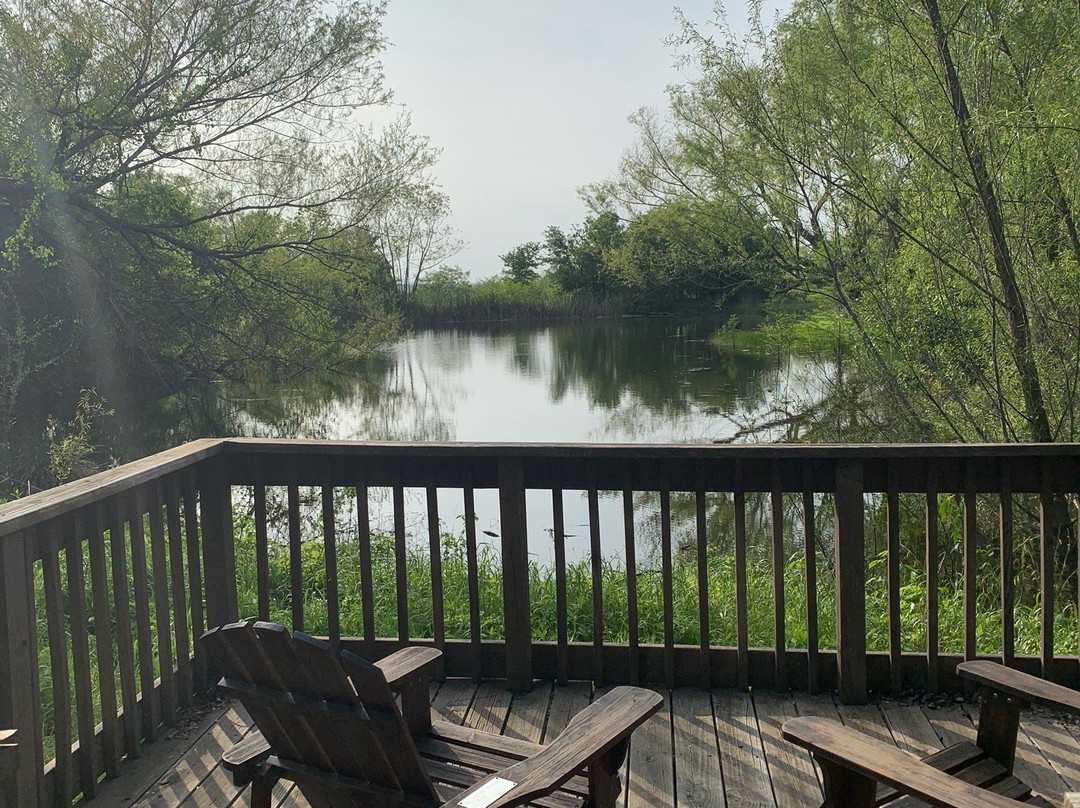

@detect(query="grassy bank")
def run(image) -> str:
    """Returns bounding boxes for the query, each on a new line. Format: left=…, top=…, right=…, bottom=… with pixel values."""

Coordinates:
left=714, top=305, right=853, bottom=358
left=406, top=275, right=623, bottom=327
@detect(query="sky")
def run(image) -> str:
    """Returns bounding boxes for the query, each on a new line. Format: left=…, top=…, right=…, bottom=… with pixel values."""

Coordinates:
left=377, top=1, right=782, bottom=279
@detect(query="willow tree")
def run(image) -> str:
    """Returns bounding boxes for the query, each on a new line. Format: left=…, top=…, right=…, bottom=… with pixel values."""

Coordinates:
left=607, top=0, right=1080, bottom=444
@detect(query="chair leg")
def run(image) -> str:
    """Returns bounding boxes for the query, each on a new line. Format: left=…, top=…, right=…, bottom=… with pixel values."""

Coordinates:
left=818, top=758, right=877, bottom=808
left=586, top=740, right=630, bottom=808
left=250, top=774, right=274, bottom=808
left=975, top=690, right=1024, bottom=775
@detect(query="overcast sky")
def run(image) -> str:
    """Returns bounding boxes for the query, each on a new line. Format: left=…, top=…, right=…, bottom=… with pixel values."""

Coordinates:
left=378, top=1, right=783, bottom=279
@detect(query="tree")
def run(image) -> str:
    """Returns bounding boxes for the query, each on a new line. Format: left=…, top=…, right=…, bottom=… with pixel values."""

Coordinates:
left=0, top=0, right=438, bottom=482
left=499, top=242, right=542, bottom=283
left=604, top=0, right=1080, bottom=445
left=542, top=213, right=625, bottom=299
left=372, top=183, right=462, bottom=306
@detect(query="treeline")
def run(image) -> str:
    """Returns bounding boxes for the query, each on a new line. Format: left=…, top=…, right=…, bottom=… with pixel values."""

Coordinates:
left=0, top=0, right=458, bottom=489
left=408, top=199, right=796, bottom=324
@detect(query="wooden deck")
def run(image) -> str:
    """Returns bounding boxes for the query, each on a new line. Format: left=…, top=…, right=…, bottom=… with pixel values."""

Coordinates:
left=95, top=682, right=1080, bottom=808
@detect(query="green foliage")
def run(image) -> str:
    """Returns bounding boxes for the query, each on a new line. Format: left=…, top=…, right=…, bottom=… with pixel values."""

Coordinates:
left=499, top=242, right=542, bottom=284
left=542, top=213, right=626, bottom=301
left=598, top=0, right=1080, bottom=443
left=0, top=0, right=440, bottom=484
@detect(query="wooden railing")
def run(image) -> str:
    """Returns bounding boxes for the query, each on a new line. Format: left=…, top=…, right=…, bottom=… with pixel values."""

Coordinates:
left=2, top=439, right=1080, bottom=805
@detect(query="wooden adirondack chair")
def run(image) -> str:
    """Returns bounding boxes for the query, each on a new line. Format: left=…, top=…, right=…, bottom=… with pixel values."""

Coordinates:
left=782, top=660, right=1080, bottom=808
left=201, top=621, right=662, bottom=808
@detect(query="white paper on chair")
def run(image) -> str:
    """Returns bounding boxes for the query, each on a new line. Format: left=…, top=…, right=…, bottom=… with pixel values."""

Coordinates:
left=458, top=777, right=517, bottom=808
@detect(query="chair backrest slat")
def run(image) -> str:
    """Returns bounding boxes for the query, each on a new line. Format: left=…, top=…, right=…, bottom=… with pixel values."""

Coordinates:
left=203, top=622, right=438, bottom=803
left=202, top=624, right=307, bottom=763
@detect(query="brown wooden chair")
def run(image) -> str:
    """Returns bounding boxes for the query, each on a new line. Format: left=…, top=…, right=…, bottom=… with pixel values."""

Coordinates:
left=782, top=660, right=1080, bottom=808
left=201, top=621, right=662, bottom=808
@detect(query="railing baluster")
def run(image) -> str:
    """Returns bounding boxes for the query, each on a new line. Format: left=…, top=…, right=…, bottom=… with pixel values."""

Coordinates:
left=1040, top=462, right=1054, bottom=679
left=999, top=464, right=1014, bottom=668
left=41, top=523, right=73, bottom=805
left=498, top=457, right=532, bottom=692
left=65, top=515, right=98, bottom=798
left=148, top=481, right=176, bottom=727
left=128, top=491, right=157, bottom=741
left=464, top=480, right=482, bottom=682
left=926, top=465, right=939, bottom=692
left=393, top=478, right=409, bottom=643
left=356, top=476, right=375, bottom=656
left=588, top=487, right=603, bottom=687
left=802, top=465, right=819, bottom=694
left=734, top=460, right=748, bottom=690
left=623, top=483, right=639, bottom=686
left=108, top=499, right=140, bottom=758
left=835, top=458, right=867, bottom=704
left=426, top=480, right=445, bottom=677
left=323, top=485, right=339, bottom=649
left=86, top=503, right=121, bottom=776
left=771, top=463, right=786, bottom=690
left=696, top=467, right=710, bottom=690
left=165, top=478, right=192, bottom=706
left=886, top=465, right=902, bottom=695
left=181, top=470, right=205, bottom=691
left=287, top=479, right=303, bottom=633
left=552, top=487, right=568, bottom=686
left=963, top=462, right=977, bottom=662
left=660, top=470, right=675, bottom=688
left=253, top=468, right=270, bottom=622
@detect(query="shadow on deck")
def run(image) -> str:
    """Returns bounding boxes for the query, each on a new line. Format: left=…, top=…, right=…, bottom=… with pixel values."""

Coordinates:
left=99, top=682, right=1080, bottom=808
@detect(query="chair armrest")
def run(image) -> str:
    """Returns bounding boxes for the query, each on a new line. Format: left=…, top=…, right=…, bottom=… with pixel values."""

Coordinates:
left=782, top=716, right=1023, bottom=808
left=375, top=647, right=442, bottom=691
left=448, top=686, right=662, bottom=808
left=0, top=729, right=17, bottom=780
left=222, top=731, right=272, bottom=785
left=374, top=646, right=442, bottom=736
left=957, top=661, right=1080, bottom=714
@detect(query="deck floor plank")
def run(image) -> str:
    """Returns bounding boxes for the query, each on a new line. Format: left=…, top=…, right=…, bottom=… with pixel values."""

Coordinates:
left=467, top=681, right=514, bottom=735
left=752, top=691, right=821, bottom=808
left=626, top=688, right=674, bottom=808
left=544, top=682, right=592, bottom=741
left=879, top=701, right=944, bottom=757
left=671, top=688, right=724, bottom=808
left=134, top=706, right=250, bottom=808
left=504, top=682, right=553, bottom=743
left=712, top=689, right=773, bottom=808
left=1025, top=713, right=1080, bottom=791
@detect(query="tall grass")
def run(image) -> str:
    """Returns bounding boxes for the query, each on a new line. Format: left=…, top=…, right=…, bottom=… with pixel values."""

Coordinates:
left=407, top=276, right=622, bottom=326
left=232, top=520, right=1076, bottom=656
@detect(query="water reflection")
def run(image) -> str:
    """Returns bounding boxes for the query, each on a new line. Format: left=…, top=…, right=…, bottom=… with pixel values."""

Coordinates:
left=134, top=318, right=833, bottom=446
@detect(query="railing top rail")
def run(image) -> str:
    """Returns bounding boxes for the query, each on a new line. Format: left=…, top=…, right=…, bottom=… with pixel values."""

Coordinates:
left=6, top=437, right=1080, bottom=539
left=220, top=437, right=1080, bottom=459
left=0, top=439, right=224, bottom=539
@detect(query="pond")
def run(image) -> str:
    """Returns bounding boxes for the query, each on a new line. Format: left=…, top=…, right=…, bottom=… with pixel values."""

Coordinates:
left=124, top=317, right=836, bottom=563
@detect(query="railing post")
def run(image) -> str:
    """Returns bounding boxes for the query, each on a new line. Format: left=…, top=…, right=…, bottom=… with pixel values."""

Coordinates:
left=498, top=457, right=532, bottom=691
left=199, top=459, right=238, bottom=629
left=0, top=533, right=39, bottom=807
left=835, top=459, right=867, bottom=704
